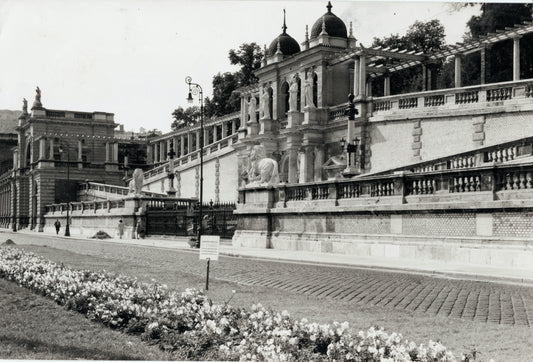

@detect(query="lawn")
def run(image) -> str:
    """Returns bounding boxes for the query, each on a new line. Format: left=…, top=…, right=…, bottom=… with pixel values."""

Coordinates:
left=2, top=242, right=533, bottom=361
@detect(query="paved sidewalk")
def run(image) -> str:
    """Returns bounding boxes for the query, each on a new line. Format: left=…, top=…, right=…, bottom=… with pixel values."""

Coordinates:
left=3, top=228, right=533, bottom=286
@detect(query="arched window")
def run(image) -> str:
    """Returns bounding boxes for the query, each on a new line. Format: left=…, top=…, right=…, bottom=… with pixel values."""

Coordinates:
left=281, top=82, right=289, bottom=116
left=313, top=73, right=318, bottom=107
left=297, top=78, right=302, bottom=112
left=268, top=87, right=273, bottom=120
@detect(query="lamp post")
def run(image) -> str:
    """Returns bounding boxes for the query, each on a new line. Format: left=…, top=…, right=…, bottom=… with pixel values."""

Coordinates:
left=58, top=144, right=71, bottom=236
left=167, top=147, right=176, bottom=197
left=186, top=76, right=203, bottom=248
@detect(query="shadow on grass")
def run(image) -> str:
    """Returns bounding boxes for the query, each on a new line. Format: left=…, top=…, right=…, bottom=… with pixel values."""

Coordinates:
left=0, top=335, right=141, bottom=360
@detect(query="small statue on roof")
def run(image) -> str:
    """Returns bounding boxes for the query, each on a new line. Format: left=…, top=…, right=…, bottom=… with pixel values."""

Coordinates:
left=32, top=86, right=43, bottom=109
left=22, top=98, right=28, bottom=113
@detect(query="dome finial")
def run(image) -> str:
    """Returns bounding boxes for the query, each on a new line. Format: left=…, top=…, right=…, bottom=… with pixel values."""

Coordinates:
left=349, top=21, right=353, bottom=37
left=305, top=24, right=309, bottom=41
left=282, top=8, right=287, bottom=34
left=275, top=39, right=283, bottom=55
left=327, top=1, right=332, bottom=13
left=320, top=16, right=328, bottom=35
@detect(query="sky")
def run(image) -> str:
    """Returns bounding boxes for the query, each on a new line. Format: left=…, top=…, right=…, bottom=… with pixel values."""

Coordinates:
left=0, top=1, right=481, bottom=133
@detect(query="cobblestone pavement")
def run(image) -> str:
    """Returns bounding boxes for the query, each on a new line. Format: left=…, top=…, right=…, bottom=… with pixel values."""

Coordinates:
left=4, top=232, right=533, bottom=327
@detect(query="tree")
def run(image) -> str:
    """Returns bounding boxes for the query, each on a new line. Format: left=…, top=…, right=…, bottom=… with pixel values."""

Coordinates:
left=228, top=42, right=264, bottom=86
left=171, top=106, right=201, bottom=130
left=208, top=72, right=241, bottom=117
left=372, top=19, right=446, bottom=94
left=465, top=3, right=533, bottom=83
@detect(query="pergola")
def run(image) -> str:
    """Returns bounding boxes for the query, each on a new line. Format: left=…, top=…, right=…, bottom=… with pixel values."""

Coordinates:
left=328, top=21, right=533, bottom=96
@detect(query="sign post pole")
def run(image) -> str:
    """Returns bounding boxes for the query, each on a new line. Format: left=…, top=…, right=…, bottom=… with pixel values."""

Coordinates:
left=206, top=258, right=210, bottom=290
left=199, top=235, right=220, bottom=291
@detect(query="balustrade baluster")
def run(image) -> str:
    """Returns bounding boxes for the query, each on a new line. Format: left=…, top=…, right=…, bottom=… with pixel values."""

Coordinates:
left=496, top=150, right=502, bottom=163
left=513, top=173, right=520, bottom=190
left=520, top=173, right=526, bottom=189
left=505, top=173, right=512, bottom=190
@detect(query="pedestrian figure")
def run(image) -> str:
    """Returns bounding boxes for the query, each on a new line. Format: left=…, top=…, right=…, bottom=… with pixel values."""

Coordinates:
left=54, top=219, right=61, bottom=235
left=118, top=219, right=124, bottom=239
left=135, top=219, right=143, bottom=239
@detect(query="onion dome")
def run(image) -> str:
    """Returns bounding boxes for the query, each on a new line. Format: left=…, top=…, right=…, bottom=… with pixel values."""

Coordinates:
left=310, top=1, right=347, bottom=39
left=267, top=10, right=301, bottom=56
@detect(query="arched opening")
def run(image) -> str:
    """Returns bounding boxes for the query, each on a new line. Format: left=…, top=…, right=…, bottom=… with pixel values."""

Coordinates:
left=268, top=87, right=273, bottom=120
left=297, top=78, right=302, bottom=112
left=280, top=82, right=289, bottom=116
left=279, top=153, right=289, bottom=183
left=313, top=73, right=318, bottom=107
left=25, top=142, right=31, bottom=168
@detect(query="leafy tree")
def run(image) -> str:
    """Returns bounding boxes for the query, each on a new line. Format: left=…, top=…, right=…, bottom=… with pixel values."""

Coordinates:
left=171, top=106, right=200, bottom=130
left=229, top=42, right=264, bottom=86
left=372, top=19, right=446, bottom=94
left=208, top=72, right=241, bottom=117
left=464, top=3, right=533, bottom=83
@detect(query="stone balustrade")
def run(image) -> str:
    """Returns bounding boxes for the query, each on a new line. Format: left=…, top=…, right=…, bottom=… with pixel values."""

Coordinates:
left=370, top=79, right=533, bottom=118
left=78, top=181, right=165, bottom=200
left=328, top=102, right=349, bottom=121
left=144, top=133, right=238, bottom=181
left=238, top=161, right=533, bottom=210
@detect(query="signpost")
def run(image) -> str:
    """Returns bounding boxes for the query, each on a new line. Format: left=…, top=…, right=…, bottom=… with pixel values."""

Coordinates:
left=199, top=235, right=220, bottom=290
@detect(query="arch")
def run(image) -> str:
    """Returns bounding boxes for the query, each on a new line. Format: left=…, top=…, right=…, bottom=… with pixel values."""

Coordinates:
left=25, top=140, right=32, bottom=167
left=268, top=87, right=273, bottom=120
left=280, top=81, right=289, bottom=116
left=279, top=152, right=290, bottom=183
left=297, top=77, right=302, bottom=112
left=313, top=72, right=318, bottom=107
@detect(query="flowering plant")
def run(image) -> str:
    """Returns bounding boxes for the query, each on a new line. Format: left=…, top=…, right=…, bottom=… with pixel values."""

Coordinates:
left=0, top=246, right=469, bottom=361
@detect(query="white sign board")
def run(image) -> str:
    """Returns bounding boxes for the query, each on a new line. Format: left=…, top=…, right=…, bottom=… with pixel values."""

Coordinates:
left=199, top=235, right=220, bottom=261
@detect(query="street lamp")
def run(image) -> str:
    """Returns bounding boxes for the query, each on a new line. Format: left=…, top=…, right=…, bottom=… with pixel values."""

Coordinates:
left=186, top=76, right=204, bottom=248
left=167, top=146, right=176, bottom=196
left=58, top=144, right=71, bottom=237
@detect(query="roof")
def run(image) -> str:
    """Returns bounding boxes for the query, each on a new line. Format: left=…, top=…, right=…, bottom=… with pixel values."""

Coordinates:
left=310, top=2, right=347, bottom=39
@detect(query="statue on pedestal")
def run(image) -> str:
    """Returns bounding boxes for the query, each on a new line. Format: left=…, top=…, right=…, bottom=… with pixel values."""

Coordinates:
left=304, top=73, right=316, bottom=109
left=242, top=145, right=279, bottom=186
left=32, top=86, right=42, bottom=109
left=260, top=87, right=270, bottom=119
left=128, top=168, right=145, bottom=196
left=22, top=98, right=28, bottom=114
left=288, top=76, right=299, bottom=112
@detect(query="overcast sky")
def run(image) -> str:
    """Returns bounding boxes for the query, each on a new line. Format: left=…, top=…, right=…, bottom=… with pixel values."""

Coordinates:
left=0, top=1, right=480, bottom=133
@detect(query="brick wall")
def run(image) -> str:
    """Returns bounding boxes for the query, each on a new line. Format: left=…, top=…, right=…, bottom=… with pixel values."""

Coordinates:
left=402, top=213, right=476, bottom=237
left=493, top=212, right=533, bottom=237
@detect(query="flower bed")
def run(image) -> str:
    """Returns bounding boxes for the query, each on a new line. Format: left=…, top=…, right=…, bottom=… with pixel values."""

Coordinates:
left=0, top=246, right=465, bottom=361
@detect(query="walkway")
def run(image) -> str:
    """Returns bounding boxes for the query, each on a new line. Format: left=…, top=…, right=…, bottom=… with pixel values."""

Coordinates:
left=2, top=229, right=533, bottom=327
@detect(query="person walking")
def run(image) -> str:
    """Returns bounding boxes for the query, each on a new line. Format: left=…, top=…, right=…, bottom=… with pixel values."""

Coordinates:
left=118, top=219, right=124, bottom=239
left=54, top=219, right=61, bottom=235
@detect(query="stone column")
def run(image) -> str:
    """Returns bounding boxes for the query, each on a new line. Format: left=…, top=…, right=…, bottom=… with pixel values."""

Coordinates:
left=39, top=139, right=46, bottom=160
left=160, top=141, right=166, bottom=161
left=384, top=74, right=391, bottom=96
left=146, top=143, right=153, bottom=163
left=180, top=135, right=185, bottom=156
left=513, top=37, right=521, bottom=81
left=288, top=148, right=299, bottom=184
left=231, top=120, right=237, bottom=134
left=213, top=125, right=218, bottom=142
left=196, top=130, right=201, bottom=149
left=353, top=57, right=360, bottom=97
left=454, top=55, right=462, bottom=88
left=221, top=122, right=227, bottom=138
left=480, top=47, right=486, bottom=85
left=49, top=138, right=54, bottom=159
left=113, top=143, right=118, bottom=163
left=167, top=139, right=172, bottom=159
left=359, top=55, right=367, bottom=99
left=77, top=140, right=83, bottom=161
left=105, top=142, right=110, bottom=163
left=187, top=133, right=192, bottom=154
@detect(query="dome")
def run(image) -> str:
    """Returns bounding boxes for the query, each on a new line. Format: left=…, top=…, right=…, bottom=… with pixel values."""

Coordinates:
left=267, top=11, right=301, bottom=57
left=267, top=32, right=301, bottom=56
left=310, top=2, right=347, bottom=39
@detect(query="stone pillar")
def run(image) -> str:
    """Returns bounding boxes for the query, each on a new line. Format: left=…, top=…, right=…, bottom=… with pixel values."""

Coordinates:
left=288, top=148, right=299, bottom=184
left=167, top=139, right=172, bottom=159
left=146, top=143, right=153, bottom=163
left=454, top=55, right=462, bottom=88
left=113, top=143, right=118, bottom=163
left=187, top=133, right=192, bottom=154
left=353, top=57, right=360, bottom=97
left=213, top=125, right=218, bottom=142
left=160, top=141, right=166, bottom=161
left=300, top=146, right=315, bottom=183
left=180, top=135, right=185, bottom=156
left=359, top=55, right=367, bottom=99
left=77, top=140, right=83, bottom=161
left=231, top=120, right=237, bottom=134
left=39, top=139, right=46, bottom=160
left=513, top=37, right=521, bottom=81
left=221, top=122, right=227, bottom=138
left=314, top=146, right=325, bottom=181
left=422, top=64, right=427, bottom=91
left=49, top=138, right=54, bottom=159
left=384, top=75, right=391, bottom=96
left=480, top=47, right=486, bottom=85
left=105, top=142, right=110, bottom=162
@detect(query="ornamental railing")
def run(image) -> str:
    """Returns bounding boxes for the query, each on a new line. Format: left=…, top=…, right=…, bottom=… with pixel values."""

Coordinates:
left=371, top=79, right=533, bottom=118
left=239, top=162, right=533, bottom=210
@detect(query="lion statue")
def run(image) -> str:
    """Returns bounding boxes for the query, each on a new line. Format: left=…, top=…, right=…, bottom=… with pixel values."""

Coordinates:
left=244, top=145, right=279, bottom=186
left=128, top=168, right=145, bottom=196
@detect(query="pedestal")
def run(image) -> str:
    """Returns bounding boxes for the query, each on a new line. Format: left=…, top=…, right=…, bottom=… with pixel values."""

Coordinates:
left=259, top=117, right=273, bottom=134
left=287, top=111, right=302, bottom=129
left=247, top=121, right=259, bottom=136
